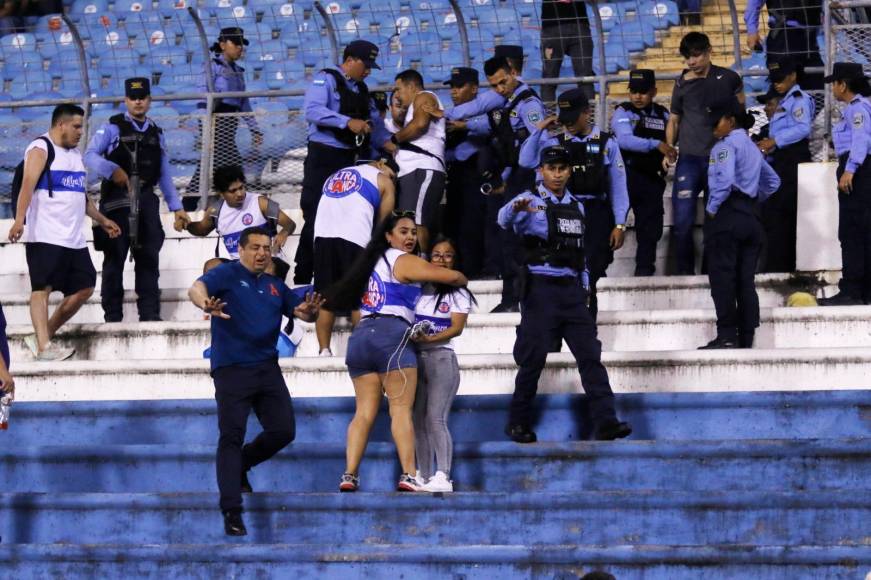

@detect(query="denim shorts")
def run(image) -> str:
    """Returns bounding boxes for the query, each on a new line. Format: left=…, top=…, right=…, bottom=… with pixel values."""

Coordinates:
left=346, top=316, right=417, bottom=379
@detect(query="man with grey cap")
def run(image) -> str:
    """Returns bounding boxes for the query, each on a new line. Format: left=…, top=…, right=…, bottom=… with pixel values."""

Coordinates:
left=85, top=77, right=191, bottom=322
left=294, top=39, right=388, bottom=285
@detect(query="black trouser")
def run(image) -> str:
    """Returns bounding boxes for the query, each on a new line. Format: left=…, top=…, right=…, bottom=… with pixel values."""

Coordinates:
left=836, top=156, right=871, bottom=301
left=761, top=140, right=809, bottom=273
left=766, top=24, right=824, bottom=90
left=446, top=155, right=487, bottom=278
left=213, top=360, right=296, bottom=512
left=511, top=275, right=617, bottom=428
left=627, top=169, right=666, bottom=276
left=185, top=104, right=243, bottom=212
left=705, top=199, right=764, bottom=341
left=540, top=19, right=595, bottom=103
left=294, top=141, right=357, bottom=285
left=495, top=168, right=536, bottom=306
left=98, top=190, right=165, bottom=321
left=582, top=198, right=615, bottom=320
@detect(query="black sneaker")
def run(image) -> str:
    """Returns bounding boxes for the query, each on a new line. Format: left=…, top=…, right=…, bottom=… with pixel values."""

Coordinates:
left=241, top=469, right=253, bottom=494
left=818, top=293, right=864, bottom=306
left=698, top=336, right=739, bottom=349
left=505, top=424, right=537, bottom=444
left=222, top=510, right=247, bottom=536
left=339, top=472, right=359, bottom=492
left=595, top=420, right=632, bottom=441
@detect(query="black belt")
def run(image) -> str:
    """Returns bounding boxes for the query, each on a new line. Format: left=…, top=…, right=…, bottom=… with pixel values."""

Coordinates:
left=362, top=313, right=411, bottom=326
left=529, top=274, right=580, bottom=286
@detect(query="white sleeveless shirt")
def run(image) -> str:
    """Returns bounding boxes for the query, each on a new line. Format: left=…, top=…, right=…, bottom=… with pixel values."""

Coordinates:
left=23, top=135, right=88, bottom=249
left=360, top=248, right=421, bottom=324
left=314, top=164, right=381, bottom=249
left=395, top=90, right=446, bottom=177
left=414, top=286, right=473, bottom=351
left=215, top=192, right=267, bottom=259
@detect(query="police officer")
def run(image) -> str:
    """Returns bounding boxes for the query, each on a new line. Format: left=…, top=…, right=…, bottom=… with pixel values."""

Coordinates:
left=480, top=55, right=546, bottom=312
left=84, top=77, right=191, bottom=322
left=294, top=39, right=386, bottom=285
left=445, top=45, right=526, bottom=123
left=611, top=69, right=675, bottom=276
left=752, top=88, right=783, bottom=147
left=745, top=1, right=823, bottom=90
left=185, top=27, right=262, bottom=211
left=700, top=99, right=780, bottom=349
left=519, top=88, right=629, bottom=319
left=755, top=57, right=814, bottom=273
left=820, top=63, right=871, bottom=306
left=443, top=67, right=491, bottom=278
left=497, top=145, right=631, bottom=443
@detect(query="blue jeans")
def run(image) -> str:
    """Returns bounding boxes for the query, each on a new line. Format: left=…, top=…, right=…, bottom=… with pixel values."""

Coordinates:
left=671, top=154, right=708, bottom=274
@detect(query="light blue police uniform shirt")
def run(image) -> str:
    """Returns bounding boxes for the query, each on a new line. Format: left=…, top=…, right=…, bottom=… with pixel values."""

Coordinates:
left=770, top=85, right=814, bottom=148
left=519, top=125, right=630, bottom=225
left=198, top=54, right=259, bottom=133
left=445, top=89, right=506, bottom=121
left=84, top=112, right=183, bottom=211
left=611, top=105, right=668, bottom=153
left=707, top=128, right=781, bottom=215
left=304, top=65, right=384, bottom=149
left=744, top=0, right=806, bottom=34
left=497, top=183, right=590, bottom=286
left=833, top=95, right=871, bottom=173
left=448, top=114, right=490, bottom=162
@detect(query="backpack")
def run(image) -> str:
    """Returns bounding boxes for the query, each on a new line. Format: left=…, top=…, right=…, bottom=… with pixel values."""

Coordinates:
left=11, top=136, right=55, bottom=221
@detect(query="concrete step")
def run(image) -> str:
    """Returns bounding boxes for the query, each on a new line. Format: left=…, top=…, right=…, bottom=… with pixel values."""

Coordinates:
left=6, top=391, right=867, bottom=445
left=9, top=349, right=871, bottom=402
left=0, top=490, right=867, bottom=546
left=5, top=305, right=867, bottom=362
left=1, top=440, right=865, bottom=494
left=1, top=543, right=866, bottom=579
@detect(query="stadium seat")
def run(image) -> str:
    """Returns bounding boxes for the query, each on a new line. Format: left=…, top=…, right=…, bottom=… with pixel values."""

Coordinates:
left=114, top=0, right=151, bottom=15
left=737, top=51, right=769, bottom=93
left=595, top=2, right=621, bottom=32
left=263, top=60, right=305, bottom=90
left=69, top=0, right=109, bottom=21
left=34, top=14, right=67, bottom=34
left=609, top=21, right=656, bottom=52
left=149, top=105, right=180, bottom=129
left=157, top=0, right=191, bottom=18
left=164, top=128, right=199, bottom=162
left=638, top=0, right=680, bottom=28
left=203, top=0, right=245, bottom=16
left=0, top=112, right=22, bottom=140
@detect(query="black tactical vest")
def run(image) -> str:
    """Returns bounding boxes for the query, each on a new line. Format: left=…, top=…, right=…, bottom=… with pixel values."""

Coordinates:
left=487, top=87, right=540, bottom=166
left=563, top=131, right=610, bottom=199
left=320, top=68, right=371, bottom=151
left=767, top=0, right=820, bottom=26
left=445, top=126, right=469, bottom=150
left=100, top=114, right=163, bottom=199
left=524, top=196, right=586, bottom=270
left=616, top=102, right=668, bottom=176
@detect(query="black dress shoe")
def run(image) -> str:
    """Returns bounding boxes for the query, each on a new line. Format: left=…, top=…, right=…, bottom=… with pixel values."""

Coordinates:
left=738, top=333, right=755, bottom=349
left=241, top=469, right=253, bottom=494
left=505, top=424, right=537, bottom=444
left=595, top=420, right=632, bottom=441
left=818, top=293, right=864, bottom=306
left=490, top=302, right=520, bottom=313
left=698, top=336, right=739, bottom=349
left=223, top=510, right=247, bottom=536
left=140, top=316, right=163, bottom=322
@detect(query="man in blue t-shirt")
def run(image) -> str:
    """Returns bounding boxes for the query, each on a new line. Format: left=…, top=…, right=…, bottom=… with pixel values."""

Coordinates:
left=188, top=226, right=323, bottom=537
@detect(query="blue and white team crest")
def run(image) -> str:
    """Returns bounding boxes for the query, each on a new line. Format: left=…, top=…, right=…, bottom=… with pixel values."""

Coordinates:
left=324, top=168, right=362, bottom=198
left=361, top=271, right=386, bottom=312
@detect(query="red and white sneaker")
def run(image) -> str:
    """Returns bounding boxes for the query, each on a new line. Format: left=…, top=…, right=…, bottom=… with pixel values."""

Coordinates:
left=339, top=473, right=359, bottom=492
left=397, top=473, right=424, bottom=492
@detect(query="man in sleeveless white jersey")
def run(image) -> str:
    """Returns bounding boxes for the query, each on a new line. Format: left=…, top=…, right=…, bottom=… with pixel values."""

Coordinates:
left=313, top=159, right=396, bottom=356
left=385, top=69, right=446, bottom=253
left=7, top=104, right=121, bottom=361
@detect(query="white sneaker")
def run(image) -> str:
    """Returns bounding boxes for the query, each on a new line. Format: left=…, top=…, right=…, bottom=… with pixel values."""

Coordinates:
left=35, top=344, right=76, bottom=362
left=423, top=471, right=453, bottom=493
left=319, top=348, right=333, bottom=357
left=23, top=334, right=39, bottom=358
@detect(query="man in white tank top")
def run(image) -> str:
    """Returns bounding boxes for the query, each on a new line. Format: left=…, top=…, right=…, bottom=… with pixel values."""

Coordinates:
left=384, top=69, right=446, bottom=253
left=6, top=104, right=122, bottom=361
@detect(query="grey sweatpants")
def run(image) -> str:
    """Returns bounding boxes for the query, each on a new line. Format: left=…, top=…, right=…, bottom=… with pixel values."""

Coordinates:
left=413, top=348, right=461, bottom=480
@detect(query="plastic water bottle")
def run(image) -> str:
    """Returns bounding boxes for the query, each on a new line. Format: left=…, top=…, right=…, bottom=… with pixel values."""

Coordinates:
left=0, top=394, right=11, bottom=431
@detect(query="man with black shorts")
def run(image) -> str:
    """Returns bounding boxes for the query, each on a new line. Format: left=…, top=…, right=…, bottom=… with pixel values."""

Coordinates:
left=313, top=159, right=396, bottom=356
left=385, top=69, right=446, bottom=254
left=7, top=104, right=121, bottom=361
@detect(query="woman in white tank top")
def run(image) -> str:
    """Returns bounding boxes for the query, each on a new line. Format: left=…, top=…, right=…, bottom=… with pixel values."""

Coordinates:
left=325, top=211, right=468, bottom=492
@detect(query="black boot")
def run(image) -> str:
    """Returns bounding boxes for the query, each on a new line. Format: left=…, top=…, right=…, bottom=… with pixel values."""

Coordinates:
left=594, top=419, right=632, bottom=441
left=505, top=424, right=537, bottom=444
left=223, top=510, right=247, bottom=536
left=698, top=336, right=739, bottom=349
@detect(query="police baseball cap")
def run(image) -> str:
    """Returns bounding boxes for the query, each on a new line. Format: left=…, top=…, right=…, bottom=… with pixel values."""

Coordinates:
left=628, top=69, right=656, bottom=93
left=494, top=44, right=523, bottom=61
left=706, top=97, right=746, bottom=127
left=824, top=61, right=866, bottom=83
left=218, top=27, right=249, bottom=46
left=344, top=39, right=381, bottom=70
left=539, top=145, right=571, bottom=166
left=767, top=57, right=797, bottom=83
left=125, top=77, right=150, bottom=99
left=755, top=87, right=781, bottom=105
left=557, top=88, right=591, bottom=125
left=443, top=67, right=479, bottom=87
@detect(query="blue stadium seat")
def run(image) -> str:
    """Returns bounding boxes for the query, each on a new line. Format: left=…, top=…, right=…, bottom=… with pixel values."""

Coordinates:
left=214, top=6, right=256, bottom=28
left=34, top=14, right=66, bottom=34
left=86, top=30, right=130, bottom=58
left=320, top=1, right=351, bottom=16
left=114, top=0, right=152, bottom=16
left=638, top=0, right=680, bottom=28
left=69, top=0, right=109, bottom=21
left=157, top=0, right=191, bottom=18
left=250, top=39, right=286, bottom=65
left=3, top=50, right=45, bottom=69
left=737, top=51, right=769, bottom=93
left=594, top=2, right=621, bottom=32
left=1, top=32, right=37, bottom=55
left=164, top=128, right=199, bottom=162
left=592, top=39, right=630, bottom=74
left=37, top=32, right=79, bottom=60
left=149, top=105, right=180, bottom=129
left=0, top=112, right=23, bottom=140
left=203, top=0, right=244, bottom=16
left=263, top=60, right=305, bottom=90
left=608, top=21, right=656, bottom=52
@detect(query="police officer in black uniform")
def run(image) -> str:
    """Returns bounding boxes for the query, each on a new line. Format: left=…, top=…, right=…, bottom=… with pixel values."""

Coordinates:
left=497, top=145, right=632, bottom=443
left=84, top=78, right=191, bottom=322
left=611, top=70, right=675, bottom=276
left=293, top=39, right=386, bottom=285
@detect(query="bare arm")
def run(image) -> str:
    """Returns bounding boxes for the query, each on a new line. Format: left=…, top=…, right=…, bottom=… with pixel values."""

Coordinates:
left=414, top=311, right=469, bottom=344
left=186, top=207, right=217, bottom=237
left=393, top=253, right=468, bottom=286
left=393, top=92, right=441, bottom=144
left=666, top=112, right=680, bottom=148
left=377, top=173, right=396, bottom=224
left=86, top=199, right=122, bottom=238
left=188, top=280, right=230, bottom=318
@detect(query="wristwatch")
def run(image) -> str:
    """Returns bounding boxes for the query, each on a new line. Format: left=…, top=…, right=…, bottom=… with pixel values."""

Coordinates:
left=615, top=224, right=627, bottom=232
